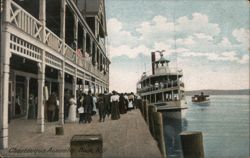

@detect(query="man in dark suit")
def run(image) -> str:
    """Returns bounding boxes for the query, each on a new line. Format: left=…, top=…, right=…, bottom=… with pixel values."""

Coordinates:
left=103, top=91, right=111, bottom=118
left=83, top=90, right=93, bottom=123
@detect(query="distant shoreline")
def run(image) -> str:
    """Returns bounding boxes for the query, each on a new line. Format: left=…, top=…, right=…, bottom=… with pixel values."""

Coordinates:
left=185, top=89, right=250, bottom=96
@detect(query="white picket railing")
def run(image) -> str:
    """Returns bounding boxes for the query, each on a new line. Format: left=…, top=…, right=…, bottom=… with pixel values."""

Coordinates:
left=10, top=1, right=42, bottom=41
left=9, top=0, right=109, bottom=83
left=45, top=28, right=63, bottom=54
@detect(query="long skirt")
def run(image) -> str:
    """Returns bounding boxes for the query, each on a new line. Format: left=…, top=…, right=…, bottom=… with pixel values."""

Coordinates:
left=119, top=101, right=127, bottom=114
left=68, top=104, right=77, bottom=122
left=128, top=100, right=134, bottom=110
left=111, top=101, right=120, bottom=120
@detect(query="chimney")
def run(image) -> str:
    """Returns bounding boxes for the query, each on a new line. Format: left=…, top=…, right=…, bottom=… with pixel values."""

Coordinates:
left=151, top=52, right=155, bottom=75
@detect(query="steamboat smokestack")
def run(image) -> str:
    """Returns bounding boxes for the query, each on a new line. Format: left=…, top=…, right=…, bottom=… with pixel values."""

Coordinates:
left=151, top=52, right=155, bottom=75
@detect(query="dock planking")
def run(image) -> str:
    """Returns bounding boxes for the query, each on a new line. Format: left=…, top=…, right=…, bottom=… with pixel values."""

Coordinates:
left=0, top=110, right=162, bottom=158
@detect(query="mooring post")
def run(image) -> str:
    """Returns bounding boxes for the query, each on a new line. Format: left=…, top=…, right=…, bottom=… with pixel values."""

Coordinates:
left=55, top=126, right=64, bottom=135
left=148, top=105, right=156, bottom=137
left=144, top=101, right=149, bottom=124
left=141, top=100, right=145, bottom=116
left=153, top=112, right=167, bottom=158
left=142, top=101, right=147, bottom=122
left=138, top=99, right=143, bottom=113
left=180, top=131, right=205, bottom=158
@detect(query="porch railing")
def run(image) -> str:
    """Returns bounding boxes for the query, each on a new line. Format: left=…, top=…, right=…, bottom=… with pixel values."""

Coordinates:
left=10, top=1, right=42, bottom=41
left=9, top=0, right=108, bottom=82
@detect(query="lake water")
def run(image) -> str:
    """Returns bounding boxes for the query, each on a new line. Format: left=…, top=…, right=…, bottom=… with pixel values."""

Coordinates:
left=163, top=95, right=249, bottom=158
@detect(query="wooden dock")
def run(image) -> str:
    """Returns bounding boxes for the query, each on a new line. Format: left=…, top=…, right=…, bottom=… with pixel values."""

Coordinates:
left=0, top=110, right=162, bottom=158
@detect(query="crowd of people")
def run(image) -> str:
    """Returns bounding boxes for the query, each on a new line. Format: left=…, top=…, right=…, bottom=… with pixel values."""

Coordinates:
left=45, top=90, right=142, bottom=123
left=75, top=90, right=142, bottom=123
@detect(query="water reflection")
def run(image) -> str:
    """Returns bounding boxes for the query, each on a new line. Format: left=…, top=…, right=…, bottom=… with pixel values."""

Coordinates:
left=162, top=110, right=188, bottom=158
left=162, top=96, right=249, bottom=158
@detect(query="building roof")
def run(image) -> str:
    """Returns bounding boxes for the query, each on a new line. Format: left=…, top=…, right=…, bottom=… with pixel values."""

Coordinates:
left=77, top=0, right=102, bottom=15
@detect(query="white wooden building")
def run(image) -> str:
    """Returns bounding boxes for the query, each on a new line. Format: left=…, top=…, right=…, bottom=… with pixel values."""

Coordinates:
left=0, top=0, right=110, bottom=149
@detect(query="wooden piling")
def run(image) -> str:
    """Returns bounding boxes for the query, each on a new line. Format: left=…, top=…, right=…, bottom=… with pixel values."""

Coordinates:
left=144, top=101, right=149, bottom=124
left=180, top=131, right=205, bottom=158
left=138, top=99, right=143, bottom=113
left=148, top=105, right=156, bottom=137
left=153, top=112, right=167, bottom=158
left=142, top=101, right=149, bottom=124
left=55, top=126, right=64, bottom=135
left=140, top=100, right=145, bottom=116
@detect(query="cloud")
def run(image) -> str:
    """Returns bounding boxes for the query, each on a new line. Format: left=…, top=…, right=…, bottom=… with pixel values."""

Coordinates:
left=107, top=18, right=138, bottom=47
left=238, top=54, right=249, bottom=64
left=176, top=13, right=221, bottom=37
left=109, top=45, right=150, bottom=58
left=135, top=13, right=221, bottom=46
left=218, top=37, right=233, bottom=48
left=180, top=50, right=248, bottom=64
left=194, top=33, right=213, bottom=41
left=136, top=15, right=174, bottom=37
left=232, top=28, right=250, bottom=46
left=108, top=14, right=249, bottom=67
left=176, top=36, right=196, bottom=46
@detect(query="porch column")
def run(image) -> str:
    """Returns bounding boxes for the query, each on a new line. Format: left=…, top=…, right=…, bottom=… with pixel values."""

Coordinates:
left=59, top=0, right=66, bottom=124
left=0, top=0, right=11, bottom=149
left=25, top=77, right=30, bottom=119
left=72, top=76, right=77, bottom=100
left=37, top=64, right=45, bottom=133
left=95, top=84, right=100, bottom=94
left=73, top=15, right=78, bottom=63
left=48, top=81, right=52, bottom=94
left=58, top=70, right=64, bottom=125
left=162, top=93, right=165, bottom=102
left=92, top=42, right=96, bottom=66
left=99, top=50, right=102, bottom=71
left=37, top=0, right=46, bottom=133
left=83, top=31, right=86, bottom=53
left=82, top=76, right=85, bottom=93
left=90, top=39, right=93, bottom=57
left=95, top=47, right=98, bottom=68
left=101, top=86, right=103, bottom=94
left=92, top=82, right=96, bottom=94
left=171, top=91, right=174, bottom=100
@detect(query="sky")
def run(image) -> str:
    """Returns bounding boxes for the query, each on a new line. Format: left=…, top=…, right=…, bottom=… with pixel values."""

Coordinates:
left=105, top=0, right=250, bottom=92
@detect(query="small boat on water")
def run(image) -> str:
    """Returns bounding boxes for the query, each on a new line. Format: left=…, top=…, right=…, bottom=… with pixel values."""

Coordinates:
left=192, top=92, right=210, bottom=104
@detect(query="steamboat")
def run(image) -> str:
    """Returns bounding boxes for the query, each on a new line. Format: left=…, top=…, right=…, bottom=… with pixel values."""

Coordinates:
left=136, top=50, right=187, bottom=112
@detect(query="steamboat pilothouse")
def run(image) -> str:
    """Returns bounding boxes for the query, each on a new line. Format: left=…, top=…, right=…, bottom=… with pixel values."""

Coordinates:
left=136, top=50, right=187, bottom=111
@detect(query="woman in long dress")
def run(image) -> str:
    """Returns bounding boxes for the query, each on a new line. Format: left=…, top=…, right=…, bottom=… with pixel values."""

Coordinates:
left=68, top=95, right=77, bottom=122
left=119, top=93, right=127, bottom=114
left=110, top=91, right=120, bottom=120
left=128, top=93, right=135, bottom=110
